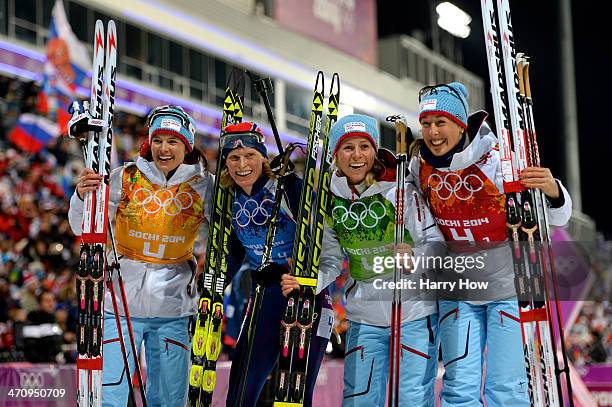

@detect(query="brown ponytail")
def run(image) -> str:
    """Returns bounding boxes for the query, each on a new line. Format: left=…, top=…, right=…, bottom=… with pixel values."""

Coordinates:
left=183, top=148, right=208, bottom=168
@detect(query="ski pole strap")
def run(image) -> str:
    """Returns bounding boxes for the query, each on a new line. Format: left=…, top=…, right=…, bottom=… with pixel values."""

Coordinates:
left=186, top=258, right=197, bottom=296
left=275, top=144, right=297, bottom=177
left=187, top=258, right=197, bottom=273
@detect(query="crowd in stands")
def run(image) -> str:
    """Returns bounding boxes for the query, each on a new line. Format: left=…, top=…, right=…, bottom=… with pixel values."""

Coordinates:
left=567, top=237, right=612, bottom=367
left=1, top=75, right=81, bottom=362
left=568, top=301, right=612, bottom=366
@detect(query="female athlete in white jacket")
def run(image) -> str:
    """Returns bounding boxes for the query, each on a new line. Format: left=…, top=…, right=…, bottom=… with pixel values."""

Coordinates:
left=69, top=105, right=213, bottom=406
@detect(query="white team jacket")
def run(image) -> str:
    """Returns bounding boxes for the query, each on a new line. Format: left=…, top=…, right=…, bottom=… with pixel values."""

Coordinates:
left=316, top=169, right=446, bottom=327
left=409, top=116, right=572, bottom=303
left=68, top=156, right=213, bottom=318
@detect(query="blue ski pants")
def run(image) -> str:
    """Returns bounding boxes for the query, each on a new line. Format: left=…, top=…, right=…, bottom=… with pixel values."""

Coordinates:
left=438, top=299, right=530, bottom=406
left=101, top=312, right=191, bottom=407
left=343, top=314, right=439, bottom=407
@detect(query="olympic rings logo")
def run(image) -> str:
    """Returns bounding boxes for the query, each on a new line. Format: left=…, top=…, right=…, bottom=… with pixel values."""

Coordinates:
left=20, top=371, right=44, bottom=388
left=133, top=187, right=193, bottom=216
left=427, top=172, right=484, bottom=201
left=233, top=198, right=274, bottom=227
left=332, top=200, right=386, bottom=230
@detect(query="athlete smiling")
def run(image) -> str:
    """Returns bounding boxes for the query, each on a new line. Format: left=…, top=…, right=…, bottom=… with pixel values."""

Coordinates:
left=410, top=82, right=572, bottom=406
left=68, top=105, right=213, bottom=406
left=219, top=121, right=331, bottom=407
left=282, top=114, right=445, bottom=406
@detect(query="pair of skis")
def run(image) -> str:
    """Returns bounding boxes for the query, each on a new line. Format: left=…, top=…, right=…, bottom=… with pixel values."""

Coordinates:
left=273, top=72, right=340, bottom=407
left=481, top=1, right=573, bottom=406
left=71, top=20, right=145, bottom=407
left=385, top=116, right=409, bottom=407
left=188, top=72, right=244, bottom=407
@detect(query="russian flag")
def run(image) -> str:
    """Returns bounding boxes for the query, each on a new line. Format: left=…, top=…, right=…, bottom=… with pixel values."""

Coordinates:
left=38, top=0, right=89, bottom=134
left=8, top=113, right=60, bottom=154
left=37, top=90, right=72, bottom=133
left=47, top=0, right=89, bottom=87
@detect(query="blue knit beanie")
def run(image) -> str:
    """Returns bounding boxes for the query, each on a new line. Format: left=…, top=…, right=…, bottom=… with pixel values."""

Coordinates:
left=148, top=105, right=197, bottom=152
left=328, top=114, right=379, bottom=156
left=418, top=82, right=469, bottom=128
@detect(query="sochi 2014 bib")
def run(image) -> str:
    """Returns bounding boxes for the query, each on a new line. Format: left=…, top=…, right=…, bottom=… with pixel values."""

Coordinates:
left=115, top=165, right=204, bottom=263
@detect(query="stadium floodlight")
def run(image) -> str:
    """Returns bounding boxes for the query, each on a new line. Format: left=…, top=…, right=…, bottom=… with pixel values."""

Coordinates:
left=436, top=2, right=471, bottom=39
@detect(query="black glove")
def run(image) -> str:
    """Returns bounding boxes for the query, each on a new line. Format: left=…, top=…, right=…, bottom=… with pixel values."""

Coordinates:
left=67, top=100, right=103, bottom=139
left=269, top=153, right=295, bottom=177
left=251, top=262, right=287, bottom=287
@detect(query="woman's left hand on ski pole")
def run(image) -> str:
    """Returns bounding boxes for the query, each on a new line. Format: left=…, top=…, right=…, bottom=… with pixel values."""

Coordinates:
left=281, top=274, right=300, bottom=297
left=395, top=243, right=414, bottom=274
left=519, top=166, right=560, bottom=198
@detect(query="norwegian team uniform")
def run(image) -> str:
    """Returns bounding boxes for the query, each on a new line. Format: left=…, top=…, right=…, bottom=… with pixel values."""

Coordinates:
left=225, top=173, right=332, bottom=407
left=317, top=149, right=445, bottom=407
left=68, top=155, right=213, bottom=406
left=409, top=111, right=572, bottom=406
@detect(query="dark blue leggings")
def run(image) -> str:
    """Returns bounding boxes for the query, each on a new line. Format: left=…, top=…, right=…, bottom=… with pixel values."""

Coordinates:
left=226, top=285, right=330, bottom=407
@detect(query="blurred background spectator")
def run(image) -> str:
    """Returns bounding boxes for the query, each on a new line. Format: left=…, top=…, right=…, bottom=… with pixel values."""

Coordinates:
left=568, top=301, right=612, bottom=367
left=20, top=289, right=64, bottom=363
left=566, top=236, right=612, bottom=367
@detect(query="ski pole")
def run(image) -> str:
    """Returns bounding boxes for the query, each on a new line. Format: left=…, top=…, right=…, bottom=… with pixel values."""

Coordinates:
left=518, top=54, right=574, bottom=407
left=246, top=71, right=284, bottom=154
left=107, top=224, right=147, bottom=406
left=235, top=145, right=297, bottom=407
